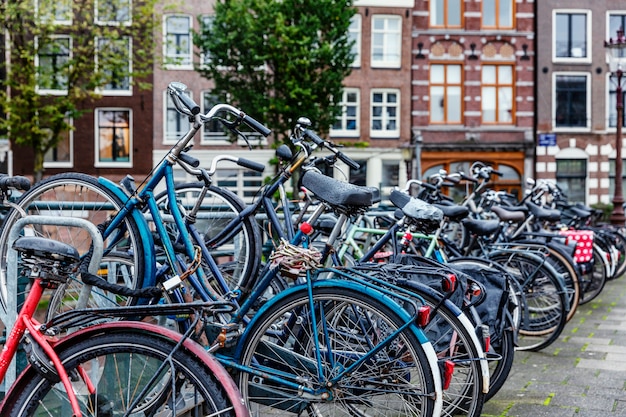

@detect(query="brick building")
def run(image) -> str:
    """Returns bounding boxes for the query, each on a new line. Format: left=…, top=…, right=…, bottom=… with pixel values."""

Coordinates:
left=410, top=0, right=536, bottom=199
left=536, top=1, right=626, bottom=207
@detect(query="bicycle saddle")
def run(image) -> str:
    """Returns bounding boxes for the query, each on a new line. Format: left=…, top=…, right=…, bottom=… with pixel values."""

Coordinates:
left=12, top=236, right=80, bottom=265
left=301, top=170, right=375, bottom=211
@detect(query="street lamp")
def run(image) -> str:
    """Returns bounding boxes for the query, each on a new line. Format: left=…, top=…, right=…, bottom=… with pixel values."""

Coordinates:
left=605, top=29, right=626, bottom=225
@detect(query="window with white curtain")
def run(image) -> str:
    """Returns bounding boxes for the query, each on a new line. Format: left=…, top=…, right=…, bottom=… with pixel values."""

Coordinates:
left=481, top=64, right=514, bottom=124
left=430, top=64, right=462, bottom=124
left=371, top=15, right=401, bottom=68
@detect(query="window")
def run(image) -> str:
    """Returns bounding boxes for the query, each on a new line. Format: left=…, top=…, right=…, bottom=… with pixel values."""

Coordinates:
left=95, top=109, right=131, bottom=166
left=609, top=13, right=626, bottom=58
left=165, top=90, right=191, bottom=143
left=430, top=64, right=462, bottom=124
left=554, top=11, right=590, bottom=61
left=430, top=0, right=462, bottom=28
left=482, top=0, right=513, bottom=29
left=44, top=119, right=73, bottom=168
left=482, top=65, right=514, bottom=124
left=608, top=74, right=626, bottom=128
left=370, top=89, right=399, bottom=138
left=201, top=91, right=229, bottom=144
left=95, top=0, right=131, bottom=25
left=348, top=14, right=362, bottom=67
left=214, top=169, right=263, bottom=204
left=610, top=158, right=626, bottom=202
left=36, top=36, right=71, bottom=94
left=199, top=15, right=214, bottom=67
left=371, top=15, right=401, bottom=68
left=331, top=88, right=360, bottom=137
left=97, top=37, right=131, bottom=94
left=554, top=73, right=589, bottom=129
left=557, top=159, right=587, bottom=203
left=37, top=0, right=72, bottom=24
left=164, top=15, right=192, bottom=68
left=350, top=161, right=367, bottom=186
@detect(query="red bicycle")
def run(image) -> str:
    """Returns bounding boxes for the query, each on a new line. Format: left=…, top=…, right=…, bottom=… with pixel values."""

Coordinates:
left=0, top=175, right=248, bottom=417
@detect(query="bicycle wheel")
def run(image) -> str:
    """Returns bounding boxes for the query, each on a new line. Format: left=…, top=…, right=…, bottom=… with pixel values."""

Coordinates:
left=414, top=291, right=486, bottom=417
left=489, top=251, right=568, bottom=351
left=4, top=330, right=235, bottom=417
left=445, top=257, right=517, bottom=400
left=578, top=243, right=608, bottom=304
left=0, top=173, right=145, bottom=312
left=235, top=285, right=439, bottom=416
left=153, top=182, right=262, bottom=295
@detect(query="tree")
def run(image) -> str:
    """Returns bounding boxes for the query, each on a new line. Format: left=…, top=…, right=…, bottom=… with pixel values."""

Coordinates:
left=0, top=0, right=157, bottom=181
left=194, top=0, right=356, bottom=144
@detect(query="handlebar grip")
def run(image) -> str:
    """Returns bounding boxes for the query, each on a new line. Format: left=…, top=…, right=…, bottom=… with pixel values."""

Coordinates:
left=243, top=115, right=272, bottom=137
left=178, top=94, right=201, bottom=115
left=336, top=151, right=360, bottom=170
left=491, top=169, right=503, bottom=176
left=236, top=158, right=265, bottom=173
left=179, top=152, right=200, bottom=168
left=0, top=175, right=31, bottom=192
left=303, top=129, right=325, bottom=146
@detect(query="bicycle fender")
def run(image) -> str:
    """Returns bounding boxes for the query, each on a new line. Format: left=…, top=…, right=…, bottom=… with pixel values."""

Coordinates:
left=97, top=176, right=157, bottom=286
left=1, top=321, right=249, bottom=417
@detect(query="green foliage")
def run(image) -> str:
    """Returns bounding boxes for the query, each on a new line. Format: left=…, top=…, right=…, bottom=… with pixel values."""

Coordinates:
left=0, top=0, right=158, bottom=180
left=194, top=0, right=356, bottom=143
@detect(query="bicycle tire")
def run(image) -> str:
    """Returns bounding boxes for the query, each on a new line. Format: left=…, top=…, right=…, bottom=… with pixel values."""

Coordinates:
left=0, top=173, right=145, bottom=312
left=603, top=227, right=626, bottom=279
left=412, top=289, right=486, bottom=417
left=4, top=330, right=236, bottom=417
left=235, top=285, right=439, bottom=416
left=512, top=241, right=580, bottom=322
left=445, top=257, right=517, bottom=400
left=578, top=243, right=608, bottom=304
left=488, top=250, right=568, bottom=351
left=153, top=182, right=262, bottom=295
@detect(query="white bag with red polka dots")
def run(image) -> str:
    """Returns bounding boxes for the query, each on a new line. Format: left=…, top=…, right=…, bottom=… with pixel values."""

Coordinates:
left=559, top=229, right=594, bottom=263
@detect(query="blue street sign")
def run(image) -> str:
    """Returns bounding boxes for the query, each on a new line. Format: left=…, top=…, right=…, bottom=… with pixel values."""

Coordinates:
left=538, top=133, right=556, bottom=146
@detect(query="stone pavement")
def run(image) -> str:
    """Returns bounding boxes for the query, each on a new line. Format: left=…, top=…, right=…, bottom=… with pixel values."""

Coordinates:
left=481, top=275, right=626, bottom=416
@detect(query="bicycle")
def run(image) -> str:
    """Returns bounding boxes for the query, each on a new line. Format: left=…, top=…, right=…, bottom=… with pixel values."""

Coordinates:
left=0, top=176, right=248, bottom=417
left=0, top=84, right=446, bottom=416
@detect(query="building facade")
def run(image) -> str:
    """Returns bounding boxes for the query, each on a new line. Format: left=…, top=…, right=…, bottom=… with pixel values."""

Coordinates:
left=411, top=0, right=536, bottom=199
left=536, top=1, right=626, bottom=206
left=8, top=0, right=154, bottom=182
left=153, top=0, right=417, bottom=202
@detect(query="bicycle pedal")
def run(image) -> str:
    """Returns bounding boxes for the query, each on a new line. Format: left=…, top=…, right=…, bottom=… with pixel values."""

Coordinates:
left=23, top=335, right=60, bottom=383
left=205, top=323, right=240, bottom=349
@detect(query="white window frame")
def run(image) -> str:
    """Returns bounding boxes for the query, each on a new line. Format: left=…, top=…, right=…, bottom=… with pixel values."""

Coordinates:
left=330, top=88, right=360, bottom=138
left=163, top=14, right=193, bottom=70
left=349, top=14, right=362, bottom=68
left=371, top=15, right=401, bottom=69
left=95, top=0, right=131, bottom=26
left=43, top=117, right=73, bottom=168
left=553, top=9, right=592, bottom=64
left=96, top=36, right=133, bottom=96
left=36, top=0, right=72, bottom=25
left=94, top=108, right=133, bottom=168
left=606, top=72, right=626, bottom=132
left=164, top=90, right=192, bottom=145
left=35, top=35, right=72, bottom=96
left=370, top=88, right=400, bottom=139
left=552, top=71, right=591, bottom=132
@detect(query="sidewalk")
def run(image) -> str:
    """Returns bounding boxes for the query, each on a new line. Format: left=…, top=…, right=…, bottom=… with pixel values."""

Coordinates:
left=481, top=276, right=626, bottom=416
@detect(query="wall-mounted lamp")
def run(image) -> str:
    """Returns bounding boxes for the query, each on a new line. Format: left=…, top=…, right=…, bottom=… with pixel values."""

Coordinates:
left=468, top=43, right=478, bottom=60
left=521, top=44, right=530, bottom=61
left=415, top=42, right=426, bottom=59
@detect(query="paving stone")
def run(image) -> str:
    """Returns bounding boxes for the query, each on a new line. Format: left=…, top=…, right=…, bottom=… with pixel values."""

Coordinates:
left=483, top=277, right=626, bottom=416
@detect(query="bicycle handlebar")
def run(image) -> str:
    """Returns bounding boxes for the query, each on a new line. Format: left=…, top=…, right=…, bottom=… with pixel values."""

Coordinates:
left=302, top=128, right=360, bottom=170
left=0, top=175, right=31, bottom=193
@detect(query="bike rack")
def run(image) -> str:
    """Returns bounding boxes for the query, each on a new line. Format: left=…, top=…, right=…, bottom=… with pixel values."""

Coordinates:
left=0, top=215, right=103, bottom=393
